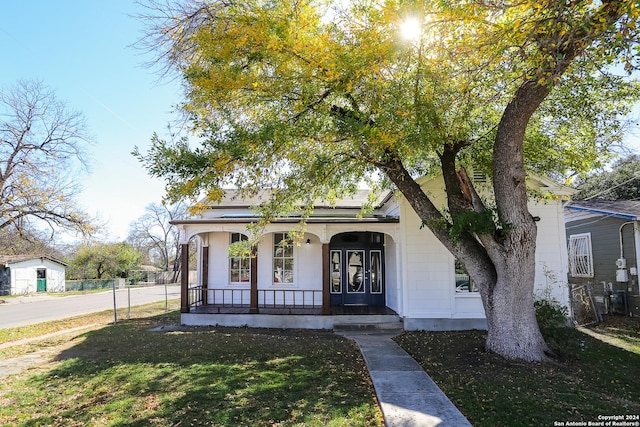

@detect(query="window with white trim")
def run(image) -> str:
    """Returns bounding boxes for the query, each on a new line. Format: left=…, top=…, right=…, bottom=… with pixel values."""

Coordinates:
left=229, top=233, right=250, bottom=283
left=568, top=233, right=594, bottom=278
left=273, top=233, right=294, bottom=284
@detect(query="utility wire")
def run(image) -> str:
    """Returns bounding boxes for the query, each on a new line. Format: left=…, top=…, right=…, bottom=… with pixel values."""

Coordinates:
left=583, top=172, right=640, bottom=200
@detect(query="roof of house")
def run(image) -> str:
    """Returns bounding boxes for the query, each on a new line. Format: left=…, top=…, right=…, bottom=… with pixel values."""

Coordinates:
left=565, top=200, right=640, bottom=221
left=175, top=173, right=573, bottom=227
left=203, top=188, right=394, bottom=209
left=414, top=172, right=577, bottom=197
left=171, top=188, right=399, bottom=226
left=0, top=255, right=68, bottom=267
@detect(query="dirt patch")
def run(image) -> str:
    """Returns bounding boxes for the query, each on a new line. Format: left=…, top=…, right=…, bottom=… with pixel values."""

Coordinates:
left=0, top=347, right=61, bottom=378
left=0, top=324, right=102, bottom=378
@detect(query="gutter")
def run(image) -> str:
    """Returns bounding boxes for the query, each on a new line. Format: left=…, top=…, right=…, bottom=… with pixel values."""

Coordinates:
left=565, top=204, right=639, bottom=221
left=171, top=216, right=400, bottom=225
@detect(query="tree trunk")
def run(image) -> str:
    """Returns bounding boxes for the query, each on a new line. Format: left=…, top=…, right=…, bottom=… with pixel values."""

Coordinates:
left=481, top=0, right=627, bottom=360
left=382, top=153, right=552, bottom=361
left=483, top=227, right=551, bottom=361
left=487, top=75, right=553, bottom=361
left=485, top=277, right=551, bottom=362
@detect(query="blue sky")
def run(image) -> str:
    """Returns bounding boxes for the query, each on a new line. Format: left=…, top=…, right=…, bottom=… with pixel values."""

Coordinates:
left=1, top=1, right=182, bottom=242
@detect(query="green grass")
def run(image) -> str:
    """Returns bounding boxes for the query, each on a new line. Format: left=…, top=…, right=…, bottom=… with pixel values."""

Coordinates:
left=0, top=312, right=383, bottom=427
left=395, top=315, right=640, bottom=427
left=3, top=307, right=638, bottom=427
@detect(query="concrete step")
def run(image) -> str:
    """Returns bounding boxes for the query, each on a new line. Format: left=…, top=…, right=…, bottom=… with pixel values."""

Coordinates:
left=333, top=321, right=404, bottom=332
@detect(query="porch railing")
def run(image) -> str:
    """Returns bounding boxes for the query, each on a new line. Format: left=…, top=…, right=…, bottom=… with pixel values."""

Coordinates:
left=259, top=289, right=322, bottom=308
left=187, top=286, right=322, bottom=309
left=188, top=286, right=205, bottom=308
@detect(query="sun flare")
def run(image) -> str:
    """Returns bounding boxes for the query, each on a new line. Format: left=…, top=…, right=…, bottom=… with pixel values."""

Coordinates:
left=400, top=17, right=421, bottom=41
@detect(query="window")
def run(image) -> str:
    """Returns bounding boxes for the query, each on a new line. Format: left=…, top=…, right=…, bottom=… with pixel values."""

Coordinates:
left=273, top=233, right=294, bottom=284
left=347, top=250, right=365, bottom=293
left=370, top=250, right=383, bottom=294
left=455, top=259, right=478, bottom=293
left=330, top=250, right=342, bottom=293
left=568, top=233, right=594, bottom=277
left=229, top=233, right=250, bottom=283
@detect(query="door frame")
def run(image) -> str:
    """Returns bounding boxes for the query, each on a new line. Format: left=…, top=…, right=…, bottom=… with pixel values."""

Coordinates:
left=329, top=232, right=385, bottom=307
left=36, top=268, right=47, bottom=292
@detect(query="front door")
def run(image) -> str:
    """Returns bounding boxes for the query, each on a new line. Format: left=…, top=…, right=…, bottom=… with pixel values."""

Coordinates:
left=329, top=233, right=385, bottom=307
left=36, top=268, right=47, bottom=292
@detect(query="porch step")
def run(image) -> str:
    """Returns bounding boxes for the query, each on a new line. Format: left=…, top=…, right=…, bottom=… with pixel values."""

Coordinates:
left=333, top=321, right=404, bottom=332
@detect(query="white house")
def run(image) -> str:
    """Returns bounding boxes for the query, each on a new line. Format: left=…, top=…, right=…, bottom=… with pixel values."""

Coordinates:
left=172, top=174, right=573, bottom=330
left=0, top=255, right=67, bottom=296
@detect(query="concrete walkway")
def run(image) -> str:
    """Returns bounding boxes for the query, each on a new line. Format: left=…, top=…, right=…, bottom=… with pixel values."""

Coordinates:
left=336, top=329, right=472, bottom=427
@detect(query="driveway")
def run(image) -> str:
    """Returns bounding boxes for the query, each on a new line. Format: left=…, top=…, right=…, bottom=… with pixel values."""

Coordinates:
left=0, top=285, right=180, bottom=329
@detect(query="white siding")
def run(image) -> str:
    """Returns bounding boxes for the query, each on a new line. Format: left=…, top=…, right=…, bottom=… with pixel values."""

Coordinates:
left=45, top=260, right=66, bottom=293
left=183, top=175, right=571, bottom=328
left=397, top=178, right=570, bottom=323
left=400, top=198, right=458, bottom=319
left=531, top=201, right=572, bottom=308
left=8, top=258, right=66, bottom=294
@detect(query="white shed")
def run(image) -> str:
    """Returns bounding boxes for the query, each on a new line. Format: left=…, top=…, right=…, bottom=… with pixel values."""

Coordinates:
left=0, top=255, right=67, bottom=296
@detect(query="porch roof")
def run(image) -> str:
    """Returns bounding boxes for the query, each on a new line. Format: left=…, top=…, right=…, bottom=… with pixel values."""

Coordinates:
left=171, top=215, right=399, bottom=225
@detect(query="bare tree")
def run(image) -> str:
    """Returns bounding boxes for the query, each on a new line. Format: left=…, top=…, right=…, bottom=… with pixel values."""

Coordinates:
left=127, top=202, right=186, bottom=273
left=0, top=80, right=94, bottom=239
left=0, top=224, right=64, bottom=259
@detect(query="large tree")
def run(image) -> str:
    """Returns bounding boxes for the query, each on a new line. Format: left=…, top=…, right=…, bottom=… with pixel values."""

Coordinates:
left=136, top=0, right=640, bottom=361
left=0, top=80, right=94, bottom=239
left=127, top=202, right=186, bottom=272
left=66, top=242, right=141, bottom=280
left=573, top=154, right=640, bottom=200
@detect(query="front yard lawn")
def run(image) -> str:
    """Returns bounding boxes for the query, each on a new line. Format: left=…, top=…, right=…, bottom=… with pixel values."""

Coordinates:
left=0, top=313, right=383, bottom=427
left=395, top=315, right=640, bottom=427
left=2, top=307, right=639, bottom=427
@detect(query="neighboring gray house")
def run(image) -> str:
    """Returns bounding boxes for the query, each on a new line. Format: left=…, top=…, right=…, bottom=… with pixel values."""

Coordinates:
left=565, top=200, right=640, bottom=317
left=0, top=255, right=67, bottom=296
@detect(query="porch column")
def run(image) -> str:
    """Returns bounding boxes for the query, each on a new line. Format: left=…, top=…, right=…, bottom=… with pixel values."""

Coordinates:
left=249, top=246, right=259, bottom=313
left=180, top=243, right=189, bottom=313
left=322, top=243, right=330, bottom=315
left=201, top=246, right=209, bottom=305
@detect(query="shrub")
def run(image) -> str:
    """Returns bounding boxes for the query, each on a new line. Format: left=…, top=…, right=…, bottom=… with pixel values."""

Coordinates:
left=534, top=297, right=569, bottom=339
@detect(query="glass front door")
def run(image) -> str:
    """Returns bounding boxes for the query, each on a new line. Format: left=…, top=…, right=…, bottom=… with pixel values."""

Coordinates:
left=329, top=233, right=385, bottom=307
left=346, top=250, right=366, bottom=304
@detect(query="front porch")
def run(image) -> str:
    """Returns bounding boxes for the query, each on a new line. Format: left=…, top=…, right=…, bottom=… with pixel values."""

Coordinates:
left=181, top=285, right=401, bottom=329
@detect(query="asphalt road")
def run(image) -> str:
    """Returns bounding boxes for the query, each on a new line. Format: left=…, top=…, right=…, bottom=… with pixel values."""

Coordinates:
left=0, top=285, right=181, bottom=329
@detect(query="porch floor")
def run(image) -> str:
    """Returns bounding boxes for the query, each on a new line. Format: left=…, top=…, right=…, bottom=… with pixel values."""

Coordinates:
left=190, top=304, right=397, bottom=316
